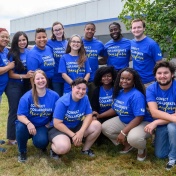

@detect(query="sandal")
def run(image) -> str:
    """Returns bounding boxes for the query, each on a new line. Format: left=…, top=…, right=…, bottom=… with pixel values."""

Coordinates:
left=120, top=146, right=133, bottom=154
left=7, top=140, right=17, bottom=145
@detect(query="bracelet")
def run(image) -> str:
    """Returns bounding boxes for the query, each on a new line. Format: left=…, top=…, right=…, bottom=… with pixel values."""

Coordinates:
left=26, top=121, right=31, bottom=126
left=19, top=75, right=23, bottom=82
left=71, top=134, right=76, bottom=138
left=121, top=130, right=127, bottom=137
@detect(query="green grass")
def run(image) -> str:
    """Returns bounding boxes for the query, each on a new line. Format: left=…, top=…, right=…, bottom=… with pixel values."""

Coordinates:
left=0, top=94, right=176, bottom=176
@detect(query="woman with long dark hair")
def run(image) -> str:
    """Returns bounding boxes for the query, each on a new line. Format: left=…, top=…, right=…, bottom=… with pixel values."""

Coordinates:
left=101, top=68, right=152, bottom=161
left=5, top=31, right=34, bottom=145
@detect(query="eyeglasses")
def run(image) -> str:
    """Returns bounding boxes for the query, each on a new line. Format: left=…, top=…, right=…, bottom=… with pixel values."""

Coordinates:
left=109, top=28, right=120, bottom=33
left=53, top=28, right=63, bottom=32
left=71, top=40, right=81, bottom=44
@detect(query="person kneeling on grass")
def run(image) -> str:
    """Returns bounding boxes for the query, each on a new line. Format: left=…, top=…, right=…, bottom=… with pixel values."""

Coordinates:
left=16, top=70, right=59, bottom=162
left=101, top=68, right=152, bottom=161
left=48, top=77, right=101, bottom=159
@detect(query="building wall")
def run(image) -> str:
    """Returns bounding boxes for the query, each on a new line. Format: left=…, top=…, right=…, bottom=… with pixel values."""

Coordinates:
left=10, top=0, right=132, bottom=44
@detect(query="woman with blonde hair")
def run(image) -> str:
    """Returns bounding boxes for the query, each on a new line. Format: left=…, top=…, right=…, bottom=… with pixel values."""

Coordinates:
left=59, top=34, right=91, bottom=93
left=16, top=69, right=59, bottom=162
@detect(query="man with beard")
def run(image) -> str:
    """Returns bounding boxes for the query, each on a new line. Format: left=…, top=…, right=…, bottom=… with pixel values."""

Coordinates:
left=144, top=61, right=176, bottom=170
left=131, top=19, right=162, bottom=87
left=102, top=22, right=131, bottom=72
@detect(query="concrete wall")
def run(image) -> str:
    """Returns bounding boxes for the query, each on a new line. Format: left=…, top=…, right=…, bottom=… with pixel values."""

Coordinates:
left=10, top=0, right=132, bottom=44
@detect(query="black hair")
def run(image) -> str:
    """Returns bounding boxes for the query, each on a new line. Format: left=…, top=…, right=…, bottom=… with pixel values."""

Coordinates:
left=7, top=31, right=28, bottom=72
left=35, top=28, right=46, bottom=38
left=84, top=22, right=96, bottom=30
left=153, top=61, right=176, bottom=80
left=109, top=22, right=121, bottom=30
left=113, top=67, right=145, bottom=99
left=71, top=77, right=87, bottom=87
left=93, top=66, right=117, bottom=87
left=109, top=22, right=123, bottom=38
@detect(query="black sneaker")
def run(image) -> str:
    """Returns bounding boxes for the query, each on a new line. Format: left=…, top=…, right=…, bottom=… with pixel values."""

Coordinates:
left=50, top=149, right=59, bottom=160
left=0, top=147, right=6, bottom=152
left=0, top=140, right=5, bottom=145
left=18, top=152, right=27, bottom=163
left=81, top=149, right=95, bottom=157
left=166, top=160, right=176, bottom=170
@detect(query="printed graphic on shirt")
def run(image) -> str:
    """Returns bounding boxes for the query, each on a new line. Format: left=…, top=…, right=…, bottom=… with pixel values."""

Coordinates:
left=156, top=97, right=176, bottom=112
left=30, top=103, right=53, bottom=117
left=131, top=46, right=144, bottom=61
left=43, top=56, right=55, bottom=67
left=64, top=109, right=85, bottom=122
left=53, top=47, right=65, bottom=58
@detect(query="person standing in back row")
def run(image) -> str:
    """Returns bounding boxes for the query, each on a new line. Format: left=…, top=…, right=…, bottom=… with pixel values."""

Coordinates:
left=5, top=31, right=33, bottom=145
left=47, top=22, right=68, bottom=96
left=131, top=19, right=162, bottom=87
left=0, top=28, right=15, bottom=152
left=102, top=22, right=131, bottom=72
left=82, top=22, right=104, bottom=100
left=59, top=34, right=91, bottom=94
left=27, top=28, right=55, bottom=88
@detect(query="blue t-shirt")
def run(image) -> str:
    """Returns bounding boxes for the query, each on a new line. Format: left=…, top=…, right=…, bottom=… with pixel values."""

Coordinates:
left=59, top=53, right=91, bottom=93
left=9, top=48, right=29, bottom=83
left=0, top=48, right=9, bottom=95
left=112, top=87, right=152, bottom=124
left=104, top=38, right=131, bottom=71
left=82, top=37, right=104, bottom=82
left=99, top=86, right=113, bottom=114
left=17, top=89, right=59, bottom=127
left=131, top=36, right=162, bottom=84
left=47, top=39, right=68, bottom=83
left=146, top=81, right=176, bottom=114
left=53, top=92, right=92, bottom=129
left=26, top=45, right=55, bottom=79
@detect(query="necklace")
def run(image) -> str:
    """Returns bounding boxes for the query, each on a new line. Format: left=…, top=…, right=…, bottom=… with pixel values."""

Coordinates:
left=102, top=87, right=112, bottom=96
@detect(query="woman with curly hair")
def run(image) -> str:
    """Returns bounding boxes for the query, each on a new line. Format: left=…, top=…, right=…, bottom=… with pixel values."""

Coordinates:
left=101, top=68, right=152, bottom=161
left=91, top=66, right=117, bottom=123
left=59, top=34, right=91, bottom=93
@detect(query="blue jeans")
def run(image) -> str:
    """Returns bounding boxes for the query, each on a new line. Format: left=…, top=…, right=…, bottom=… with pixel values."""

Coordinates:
left=5, top=82, right=25, bottom=140
left=52, top=82, right=64, bottom=97
left=16, top=122, right=49, bottom=153
left=155, top=123, right=176, bottom=160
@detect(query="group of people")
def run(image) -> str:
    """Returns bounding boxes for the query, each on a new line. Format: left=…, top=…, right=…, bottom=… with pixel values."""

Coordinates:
left=0, top=18, right=176, bottom=171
